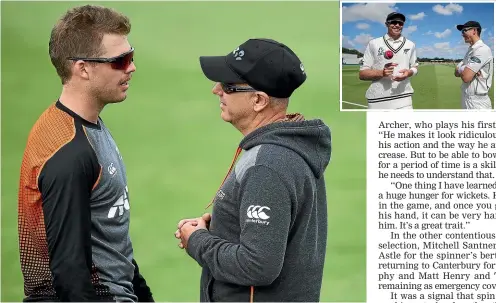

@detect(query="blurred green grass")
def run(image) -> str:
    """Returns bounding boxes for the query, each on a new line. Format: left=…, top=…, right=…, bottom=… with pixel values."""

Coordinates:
left=342, top=64, right=494, bottom=109
left=2, top=1, right=366, bottom=302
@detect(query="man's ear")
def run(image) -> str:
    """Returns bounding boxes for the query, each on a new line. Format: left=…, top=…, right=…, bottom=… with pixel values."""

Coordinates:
left=252, top=92, right=270, bottom=113
left=72, top=60, right=91, bottom=80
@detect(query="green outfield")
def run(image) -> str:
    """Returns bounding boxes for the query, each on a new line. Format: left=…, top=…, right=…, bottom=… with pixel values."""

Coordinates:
left=1, top=1, right=365, bottom=302
left=342, top=64, right=495, bottom=109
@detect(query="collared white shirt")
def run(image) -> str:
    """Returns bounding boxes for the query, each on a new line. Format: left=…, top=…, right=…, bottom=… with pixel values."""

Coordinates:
left=461, top=39, right=493, bottom=95
left=360, top=34, right=418, bottom=106
left=384, top=34, right=405, bottom=45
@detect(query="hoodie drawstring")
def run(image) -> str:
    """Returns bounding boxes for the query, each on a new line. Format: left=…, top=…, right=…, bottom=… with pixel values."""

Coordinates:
left=204, top=146, right=253, bottom=301
left=205, top=146, right=243, bottom=209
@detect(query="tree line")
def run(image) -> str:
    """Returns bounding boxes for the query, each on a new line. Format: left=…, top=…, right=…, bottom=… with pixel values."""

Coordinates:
left=342, top=48, right=462, bottom=62
left=342, top=47, right=364, bottom=57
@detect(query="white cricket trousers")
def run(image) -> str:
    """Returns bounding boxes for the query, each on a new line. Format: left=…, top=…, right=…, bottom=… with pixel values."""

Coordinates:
left=461, top=93, right=492, bottom=109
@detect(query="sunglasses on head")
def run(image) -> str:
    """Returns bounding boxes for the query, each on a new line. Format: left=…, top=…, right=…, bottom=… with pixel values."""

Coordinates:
left=388, top=21, right=404, bottom=26
left=67, top=47, right=134, bottom=70
left=462, top=27, right=475, bottom=33
left=220, top=83, right=257, bottom=94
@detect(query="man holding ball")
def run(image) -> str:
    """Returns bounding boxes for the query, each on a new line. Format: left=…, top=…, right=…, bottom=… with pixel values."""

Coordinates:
left=359, top=12, right=419, bottom=109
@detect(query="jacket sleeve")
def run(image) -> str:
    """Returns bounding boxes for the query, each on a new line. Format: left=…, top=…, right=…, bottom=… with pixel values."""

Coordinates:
left=131, top=259, right=154, bottom=302
left=38, top=145, right=100, bottom=301
left=186, top=165, right=292, bottom=286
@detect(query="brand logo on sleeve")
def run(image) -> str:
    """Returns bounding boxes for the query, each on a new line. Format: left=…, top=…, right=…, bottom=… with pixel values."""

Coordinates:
left=246, top=205, right=270, bottom=225
left=469, top=56, right=481, bottom=63
left=108, top=163, right=117, bottom=177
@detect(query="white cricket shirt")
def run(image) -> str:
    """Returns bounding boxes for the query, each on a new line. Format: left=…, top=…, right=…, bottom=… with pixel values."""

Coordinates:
left=461, top=39, right=493, bottom=96
left=360, top=34, right=418, bottom=105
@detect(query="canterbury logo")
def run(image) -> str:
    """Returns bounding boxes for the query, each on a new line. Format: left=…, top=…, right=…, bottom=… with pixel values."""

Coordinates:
left=247, top=205, right=270, bottom=220
left=108, top=163, right=117, bottom=176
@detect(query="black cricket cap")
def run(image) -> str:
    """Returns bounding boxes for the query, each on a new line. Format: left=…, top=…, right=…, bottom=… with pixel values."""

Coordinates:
left=199, top=38, right=307, bottom=98
left=386, top=12, right=406, bottom=23
left=457, top=21, right=482, bottom=31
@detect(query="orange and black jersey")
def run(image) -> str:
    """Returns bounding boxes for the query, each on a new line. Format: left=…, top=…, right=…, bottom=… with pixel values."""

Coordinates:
left=18, top=101, right=153, bottom=302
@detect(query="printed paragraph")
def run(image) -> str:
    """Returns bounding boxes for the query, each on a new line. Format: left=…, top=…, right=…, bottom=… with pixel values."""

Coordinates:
left=368, top=113, right=496, bottom=303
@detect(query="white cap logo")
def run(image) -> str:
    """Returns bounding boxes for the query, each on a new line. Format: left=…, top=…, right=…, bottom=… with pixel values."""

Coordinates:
left=233, top=47, right=245, bottom=61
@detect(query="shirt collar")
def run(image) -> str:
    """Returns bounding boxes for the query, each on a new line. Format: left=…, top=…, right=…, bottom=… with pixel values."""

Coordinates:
left=385, top=34, right=404, bottom=42
left=471, top=39, right=483, bottom=48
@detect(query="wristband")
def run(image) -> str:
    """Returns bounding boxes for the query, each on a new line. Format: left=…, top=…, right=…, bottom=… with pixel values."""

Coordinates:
left=409, top=67, right=418, bottom=76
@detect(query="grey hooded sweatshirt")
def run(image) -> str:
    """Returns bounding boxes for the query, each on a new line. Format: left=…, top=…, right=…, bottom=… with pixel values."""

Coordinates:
left=186, top=117, right=332, bottom=302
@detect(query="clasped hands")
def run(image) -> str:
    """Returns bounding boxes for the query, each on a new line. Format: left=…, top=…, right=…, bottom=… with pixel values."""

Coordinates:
left=174, top=213, right=211, bottom=249
left=383, top=63, right=411, bottom=81
left=456, top=62, right=482, bottom=78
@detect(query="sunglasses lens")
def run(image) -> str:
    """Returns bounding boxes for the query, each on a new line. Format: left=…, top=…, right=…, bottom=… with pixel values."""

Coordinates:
left=111, top=51, right=134, bottom=70
left=221, top=83, right=233, bottom=94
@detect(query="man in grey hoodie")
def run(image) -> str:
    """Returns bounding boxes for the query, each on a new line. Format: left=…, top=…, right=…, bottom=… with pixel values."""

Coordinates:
left=175, top=38, right=332, bottom=302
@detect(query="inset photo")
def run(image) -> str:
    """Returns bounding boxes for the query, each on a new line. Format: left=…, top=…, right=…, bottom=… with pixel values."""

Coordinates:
left=340, top=1, right=494, bottom=110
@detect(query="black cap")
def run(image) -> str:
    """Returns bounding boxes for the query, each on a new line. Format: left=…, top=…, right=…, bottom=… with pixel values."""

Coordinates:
left=457, top=21, right=481, bottom=31
left=199, top=38, right=306, bottom=98
left=386, top=12, right=406, bottom=23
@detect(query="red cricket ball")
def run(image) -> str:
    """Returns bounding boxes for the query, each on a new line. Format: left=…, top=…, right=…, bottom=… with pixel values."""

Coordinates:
left=384, top=50, right=394, bottom=60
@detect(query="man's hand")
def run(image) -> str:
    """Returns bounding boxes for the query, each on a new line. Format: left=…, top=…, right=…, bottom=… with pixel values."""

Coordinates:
left=383, top=63, right=398, bottom=77
left=455, top=66, right=461, bottom=77
left=359, top=63, right=397, bottom=81
left=175, top=213, right=211, bottom=249
left=392, top=69, right=412, bottom=81
left=455, top=63, right=466, bottom=77
left=455, top=61, right=463, bottom=77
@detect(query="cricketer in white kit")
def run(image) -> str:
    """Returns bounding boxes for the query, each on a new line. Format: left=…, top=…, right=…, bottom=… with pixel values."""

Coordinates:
left=455, top=21, right=493, bottom=110
left=359, top=12, right=419, bottom=110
